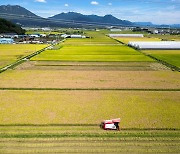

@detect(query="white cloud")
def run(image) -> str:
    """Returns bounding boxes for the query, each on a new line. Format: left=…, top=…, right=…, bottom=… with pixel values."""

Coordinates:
left=91, top=1, right=99, bottom=5
left=108, top=3, right=112, bottom=6
left=64, top=4, right=69, bottom=7
left=35, top=0, right=46, bottom=3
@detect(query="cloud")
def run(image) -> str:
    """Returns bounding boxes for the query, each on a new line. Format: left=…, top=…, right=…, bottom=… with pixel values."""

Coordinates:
left=35, top=0, right=46, bottom=3
left=91, top=1, right=99, bottom=5
left=108, top=3, right=112, bottom=6
left=64, top=4, right=69, bottom=7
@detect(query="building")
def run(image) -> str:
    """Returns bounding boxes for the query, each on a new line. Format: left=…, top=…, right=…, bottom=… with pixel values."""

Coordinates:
left=109, top=34, right=144, bottom=37
left=0, top=38, right=14, bottom=44
left=110, top=29, right=122, bottom=32
left=128, top=41, right=180, bottom=50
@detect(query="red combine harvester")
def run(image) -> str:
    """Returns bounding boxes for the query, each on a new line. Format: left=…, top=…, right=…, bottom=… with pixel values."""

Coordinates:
left=100, top=118, right=120, bottom=131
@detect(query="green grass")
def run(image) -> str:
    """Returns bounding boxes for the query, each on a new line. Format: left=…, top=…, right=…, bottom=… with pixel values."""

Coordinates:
left=142, top=50, right=180, bottom=68
left=32, top=45, right=153, bottom=62
left=40, top=45, right=140, bottom=55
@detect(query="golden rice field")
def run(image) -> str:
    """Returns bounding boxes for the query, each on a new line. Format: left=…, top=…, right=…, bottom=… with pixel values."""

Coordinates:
left=115, top=37, right=161, bottom=44
left=0, top=90, right=179, bottom=128
left=0, top=44, right=48, bottom=69
left=0, top=31, right=179, bottom=153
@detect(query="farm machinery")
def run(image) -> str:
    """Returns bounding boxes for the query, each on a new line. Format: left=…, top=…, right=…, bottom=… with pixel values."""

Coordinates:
left=100, top=118, right=120, bottom=131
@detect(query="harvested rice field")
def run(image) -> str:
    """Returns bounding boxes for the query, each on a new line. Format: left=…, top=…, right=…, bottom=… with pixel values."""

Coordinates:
left=15, top=61, right=170, bottom=71
left=0, top=70, right=179, bottom=89
left=0, top=128, right=179, bottom=153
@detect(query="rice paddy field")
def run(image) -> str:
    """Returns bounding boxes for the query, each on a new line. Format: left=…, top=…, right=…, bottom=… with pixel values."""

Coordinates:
left=0, top=90, right=179, bottom=127
left=142, top=50, right=180, bottom=68
left=0, top=44, right=48, bottom=69
left=114, top=37, right=161, bottom=44
left=32, top=45, right=153, bottom=62
left=0, top=31, right=179, bottom=153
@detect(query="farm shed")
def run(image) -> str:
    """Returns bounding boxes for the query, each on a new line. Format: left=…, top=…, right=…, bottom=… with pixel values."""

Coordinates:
left=70, top=35, right=86, bottom=38
left=128, top=41, right=180, bottom=50
left=110, top=29, right=122, bottom=32
left=109, top=34, right=144, bottom=37
left=0, top=38, right=14, bottom=44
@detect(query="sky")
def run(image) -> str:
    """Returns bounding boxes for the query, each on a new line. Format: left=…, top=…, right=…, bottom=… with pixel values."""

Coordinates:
left=0, top=0, right=180, bottom=24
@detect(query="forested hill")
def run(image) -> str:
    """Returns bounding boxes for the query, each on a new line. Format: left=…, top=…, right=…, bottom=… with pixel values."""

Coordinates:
left=0, top=18, right=25, bottom=34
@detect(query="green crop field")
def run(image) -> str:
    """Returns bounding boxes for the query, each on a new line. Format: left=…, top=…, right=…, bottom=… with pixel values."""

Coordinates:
left=0, top=44, right=48, bottom=69
left=142, top=50, right=180, bottom=68
left=32, top=45, right=153, bottom=62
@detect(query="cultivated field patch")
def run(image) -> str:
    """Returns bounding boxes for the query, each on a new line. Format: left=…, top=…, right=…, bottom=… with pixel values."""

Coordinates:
left=0, top=44, right=48, bottom=69
left=16, top=61, right=169, bottom=71
left=0, top=70, right=179, bottom=89
left=114, top=37, right=161, bottom=44
left=142, top=50, right=180, bottom=68
left=31, top=45, right=153, bottom=62
left=0, top=90, right=179, bottom=128
left=0, top=128, right=179, bottom=153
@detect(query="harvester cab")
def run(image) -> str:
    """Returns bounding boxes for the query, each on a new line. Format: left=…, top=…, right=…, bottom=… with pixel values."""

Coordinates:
left=100, top=118, right=120, bottom=131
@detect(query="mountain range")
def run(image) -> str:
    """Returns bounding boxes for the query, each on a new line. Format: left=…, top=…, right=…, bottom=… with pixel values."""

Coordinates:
left=0, top=5, right=179, bottom=28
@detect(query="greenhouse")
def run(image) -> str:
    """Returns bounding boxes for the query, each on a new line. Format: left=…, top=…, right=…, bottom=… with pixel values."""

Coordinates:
left=109, top=34, right=144, bottom=37
left=128, top=41, right=180, bottom=50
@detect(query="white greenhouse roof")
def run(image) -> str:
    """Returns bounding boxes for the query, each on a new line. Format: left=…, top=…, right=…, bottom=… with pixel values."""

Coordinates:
left=109, top=34, right=144, bottom=37
left=128, top=41, right=180, bottom=49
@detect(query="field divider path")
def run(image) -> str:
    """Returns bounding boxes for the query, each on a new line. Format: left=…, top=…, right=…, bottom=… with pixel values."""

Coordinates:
left=0, top=88, right=179, bottom=91
left=0, top=40, right=65, bottom=74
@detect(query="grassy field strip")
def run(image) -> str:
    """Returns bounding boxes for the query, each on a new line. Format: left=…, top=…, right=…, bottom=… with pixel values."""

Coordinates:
left=141, top=52, right=180, bottom=71
left=0, top=129, right=179, bottom=153
left=0, top=137, right=179, bottom=141
left=32, top=55, right=153, bottom=62
left=0, top=88, right=179, bottom=91
left=141, top=50, right=180, bottom=69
